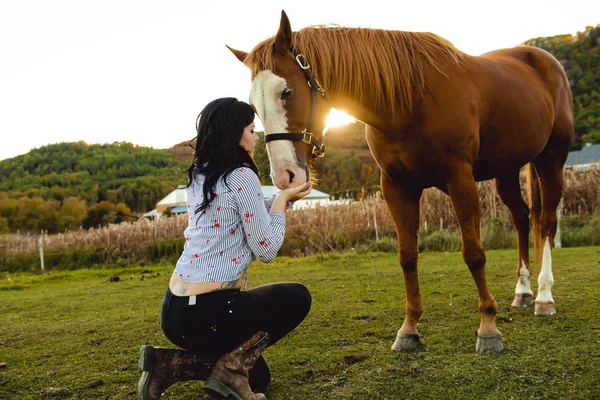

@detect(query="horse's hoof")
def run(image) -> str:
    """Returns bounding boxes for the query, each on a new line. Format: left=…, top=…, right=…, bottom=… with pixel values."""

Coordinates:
left=391, top=333, right=421, bottom=352
left=511, top=293, right=533, bottom=307
left=534, top=301, right=556, bottom=316
left=476, top=333, right=504, bottom=354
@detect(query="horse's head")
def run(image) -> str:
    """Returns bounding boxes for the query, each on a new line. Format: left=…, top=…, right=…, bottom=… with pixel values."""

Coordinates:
left=227, top=10, right=330, bottom=189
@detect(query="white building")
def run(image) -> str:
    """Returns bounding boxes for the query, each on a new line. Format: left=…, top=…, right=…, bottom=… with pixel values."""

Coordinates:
left=565, top=143, right=600, bottom=172
left=144, top=184, right=334, bottom=218
left=260, top=186, right=332, bottom=210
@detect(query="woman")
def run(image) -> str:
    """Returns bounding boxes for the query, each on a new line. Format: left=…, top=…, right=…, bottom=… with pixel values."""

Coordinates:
left=138, top=98, right=313, bottom=400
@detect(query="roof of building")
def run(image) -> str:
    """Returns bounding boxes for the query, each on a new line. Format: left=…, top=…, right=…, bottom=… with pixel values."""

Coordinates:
left=565, top=144, right=600, bottom=166
left=156, top=184, right=187, bottom=206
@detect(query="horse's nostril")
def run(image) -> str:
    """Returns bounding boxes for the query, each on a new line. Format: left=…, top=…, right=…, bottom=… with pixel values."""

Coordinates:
left=287, top=170, right=296, bottom=183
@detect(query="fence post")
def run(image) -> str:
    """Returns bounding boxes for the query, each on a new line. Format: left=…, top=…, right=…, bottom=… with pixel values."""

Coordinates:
left=38, top=233, right=45, bottom=271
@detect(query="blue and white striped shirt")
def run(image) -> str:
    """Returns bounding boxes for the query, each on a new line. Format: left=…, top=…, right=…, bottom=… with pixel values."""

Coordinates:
left=174, top=167, right=286, bottom=285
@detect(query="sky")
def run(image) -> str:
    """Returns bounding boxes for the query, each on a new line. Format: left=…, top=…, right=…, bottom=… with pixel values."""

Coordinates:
left=1, top=1, right=599, bottom=161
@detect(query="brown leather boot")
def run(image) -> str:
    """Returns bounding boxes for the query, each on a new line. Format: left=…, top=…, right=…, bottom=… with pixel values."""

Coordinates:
left=137, top=346, right=216, bottom=400
left=204, top=331, right=270, bottom=400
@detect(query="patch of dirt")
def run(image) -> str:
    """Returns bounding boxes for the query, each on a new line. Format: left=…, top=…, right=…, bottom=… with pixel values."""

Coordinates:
left=342, top=355, right=368, bottom=365
left=352, top=315, right=376, bottom=321
left=83, top=380, right=104, bottom=389
left=42, top=387, right=69, bottom=397
left=89, top=338, right=107, bottom=346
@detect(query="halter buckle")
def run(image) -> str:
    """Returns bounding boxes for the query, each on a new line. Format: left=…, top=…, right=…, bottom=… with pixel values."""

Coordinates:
left=301, top=129, right=314, bottom=145
left=295, top=54, right=310, bottom=70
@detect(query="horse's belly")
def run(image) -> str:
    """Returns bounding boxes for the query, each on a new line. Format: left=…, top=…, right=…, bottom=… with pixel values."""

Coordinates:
left=478, top=114, right=552, bottom=172
left=472, top=159, right=514, bottom=181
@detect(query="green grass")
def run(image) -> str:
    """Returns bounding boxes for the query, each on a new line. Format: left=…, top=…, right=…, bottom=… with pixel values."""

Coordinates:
left=1, top=248, right=600, bottom=399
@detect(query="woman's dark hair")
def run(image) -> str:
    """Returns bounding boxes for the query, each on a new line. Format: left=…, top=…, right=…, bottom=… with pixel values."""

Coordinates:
left=184, top=97, right=259, bottom=214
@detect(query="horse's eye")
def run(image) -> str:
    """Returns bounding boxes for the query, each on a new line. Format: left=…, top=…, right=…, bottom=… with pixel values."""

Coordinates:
left=281, top=88, right=292, bottom=100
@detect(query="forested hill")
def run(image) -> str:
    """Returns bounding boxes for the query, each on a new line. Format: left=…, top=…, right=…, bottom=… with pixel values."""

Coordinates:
left=524, top=24, right=600, bottom=149
left=0, top=141, right=186, bottom=209
left=0, top=142, right=188, bottom=232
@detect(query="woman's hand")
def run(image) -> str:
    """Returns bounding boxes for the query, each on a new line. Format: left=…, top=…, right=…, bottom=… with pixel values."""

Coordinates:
left=280, top=181, right=312, bottom=202
left=270, top=182, right=313, bottom=214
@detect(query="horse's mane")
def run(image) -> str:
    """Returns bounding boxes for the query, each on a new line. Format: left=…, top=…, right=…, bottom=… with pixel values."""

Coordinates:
left=244, top=26, right=463, bottom=112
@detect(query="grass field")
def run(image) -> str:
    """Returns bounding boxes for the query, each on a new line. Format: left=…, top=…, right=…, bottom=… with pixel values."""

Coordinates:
left=1, top=247, right=599, bottom=399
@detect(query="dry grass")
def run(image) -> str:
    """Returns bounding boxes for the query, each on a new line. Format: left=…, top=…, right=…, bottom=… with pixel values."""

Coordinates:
left=0, top=217, right=185, bottom=263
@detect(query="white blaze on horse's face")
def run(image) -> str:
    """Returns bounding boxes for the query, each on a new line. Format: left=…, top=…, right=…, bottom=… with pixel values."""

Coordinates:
left=250, top=70, right=308, bottom=189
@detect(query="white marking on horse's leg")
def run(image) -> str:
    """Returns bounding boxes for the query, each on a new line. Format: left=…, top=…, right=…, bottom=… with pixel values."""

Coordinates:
left=249, top=70, right=306, bottom=188
left=515, top=259, right=533, bottom=295
left=512, top=259, right=534, bottom=307
left=534, top=238, right=556, bottom=315
left=535, top=238, right=554, bottom=303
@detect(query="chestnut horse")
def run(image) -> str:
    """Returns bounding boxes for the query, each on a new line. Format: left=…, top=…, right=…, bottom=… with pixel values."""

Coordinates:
left=228, top=11, right=573, bottom=353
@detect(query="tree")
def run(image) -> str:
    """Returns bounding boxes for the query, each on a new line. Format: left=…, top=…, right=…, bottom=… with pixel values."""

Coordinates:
left=524, top=25, right=600, bottom=149
left=57, top=197, right=88, bottom=231
left=83, top=201, right=133, bottom=229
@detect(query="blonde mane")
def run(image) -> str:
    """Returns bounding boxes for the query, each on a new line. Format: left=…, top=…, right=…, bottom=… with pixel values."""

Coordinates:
left=244, top=26, right=463, bottom=112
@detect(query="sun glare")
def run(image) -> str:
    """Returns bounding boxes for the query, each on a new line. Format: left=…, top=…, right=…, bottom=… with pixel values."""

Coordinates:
left=326, top=108, right=355, bottom=128
left=254, top=108, right=355, bottom=132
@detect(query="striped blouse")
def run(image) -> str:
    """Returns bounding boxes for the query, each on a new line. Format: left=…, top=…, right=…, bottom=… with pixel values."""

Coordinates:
left=174, top=167, right=286, bottom=285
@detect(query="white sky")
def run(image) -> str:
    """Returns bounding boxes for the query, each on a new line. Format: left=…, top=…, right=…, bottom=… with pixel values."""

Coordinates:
left=1, top=0, right=598, bottom=161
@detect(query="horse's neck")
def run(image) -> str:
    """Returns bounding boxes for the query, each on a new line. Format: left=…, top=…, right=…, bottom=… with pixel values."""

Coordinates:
left=312, top=57, right=405, bottom=127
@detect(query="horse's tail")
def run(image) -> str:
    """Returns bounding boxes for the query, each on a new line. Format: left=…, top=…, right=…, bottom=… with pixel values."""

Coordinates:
left=526, top=163, right=543, bottom=271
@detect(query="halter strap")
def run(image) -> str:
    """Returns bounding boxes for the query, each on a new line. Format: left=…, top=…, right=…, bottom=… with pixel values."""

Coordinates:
left=289, top=46, right=329, bottom=101
left=264, top=130, right=325, bottom=158
left=263, top=46, right=328, bottom=159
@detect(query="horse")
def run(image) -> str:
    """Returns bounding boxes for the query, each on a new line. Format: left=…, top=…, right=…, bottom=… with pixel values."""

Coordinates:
left=227, top=10, right=574, bottom=353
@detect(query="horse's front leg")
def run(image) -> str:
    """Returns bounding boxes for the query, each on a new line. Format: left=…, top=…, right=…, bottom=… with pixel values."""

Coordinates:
left=448, top=164, right=504, bottom=353
left=447, top=163, right=503, bottom=353
left=380, top=173, right=423, bottom=352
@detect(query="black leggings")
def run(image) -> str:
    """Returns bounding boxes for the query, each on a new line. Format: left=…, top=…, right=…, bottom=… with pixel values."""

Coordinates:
left=160, top=282, right=312, bottom=359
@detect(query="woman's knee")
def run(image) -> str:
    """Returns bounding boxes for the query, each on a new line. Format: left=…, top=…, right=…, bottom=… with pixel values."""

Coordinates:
left=281, top=282, right=312, bottom=317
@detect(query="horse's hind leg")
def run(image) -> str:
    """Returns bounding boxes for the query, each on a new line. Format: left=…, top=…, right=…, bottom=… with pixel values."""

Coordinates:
left=531, top=153, right=567, bottom=316
left=495, top=172, right=534, bottom=307
left=530, top=76, right=573, bottom=315
left=380, top=173, right=423, bottom=352
left=448, top=163, right=503, bottom=353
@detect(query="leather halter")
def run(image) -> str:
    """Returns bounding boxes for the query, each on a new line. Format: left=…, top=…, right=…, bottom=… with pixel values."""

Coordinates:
left=263, top=46, right=329, bottom=159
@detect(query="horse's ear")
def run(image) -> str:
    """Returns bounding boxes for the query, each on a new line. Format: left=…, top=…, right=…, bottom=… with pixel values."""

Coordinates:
left=226, top=45, right=247, bottom=63
left=274, top=10, right=292, bottom=52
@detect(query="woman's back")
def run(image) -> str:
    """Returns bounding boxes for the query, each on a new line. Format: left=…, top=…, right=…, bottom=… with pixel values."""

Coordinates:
left=175, top=167, right=286, bottom=286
